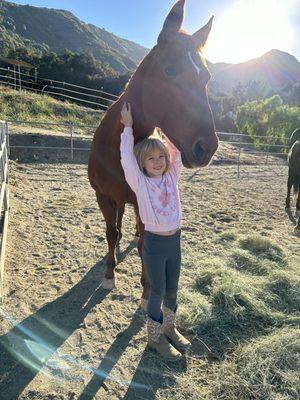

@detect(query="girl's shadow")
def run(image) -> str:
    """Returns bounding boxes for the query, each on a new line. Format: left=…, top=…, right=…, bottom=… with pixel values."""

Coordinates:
left=78, top=308, right=145, bottom=399
left=78, top=309, right=187, bottom=400
left=123, top=346, right=187, bottom=399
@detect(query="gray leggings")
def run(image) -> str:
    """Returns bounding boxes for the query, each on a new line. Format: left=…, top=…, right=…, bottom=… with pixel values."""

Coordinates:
left=142, top=230, right=181, bottom=323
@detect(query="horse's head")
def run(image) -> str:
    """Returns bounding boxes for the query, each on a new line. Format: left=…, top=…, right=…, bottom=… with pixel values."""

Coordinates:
left=136, top=0, right=218, bottom=168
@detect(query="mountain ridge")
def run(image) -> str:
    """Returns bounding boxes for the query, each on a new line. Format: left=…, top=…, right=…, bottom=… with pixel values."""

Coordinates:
left=208, top=49, right=300, bottom=91
left=0, top=1, right=148, bottom=73
left=1, top=1, right=299, bottom=92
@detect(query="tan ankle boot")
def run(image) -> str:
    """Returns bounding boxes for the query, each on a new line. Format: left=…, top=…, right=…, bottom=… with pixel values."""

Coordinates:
left=147, top=317, right=181, bottom=361
left=162, top=306, right=191, bottom=351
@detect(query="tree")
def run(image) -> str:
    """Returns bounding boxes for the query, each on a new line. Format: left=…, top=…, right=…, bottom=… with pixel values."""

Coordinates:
left=235, top=95, right=300, bottom=151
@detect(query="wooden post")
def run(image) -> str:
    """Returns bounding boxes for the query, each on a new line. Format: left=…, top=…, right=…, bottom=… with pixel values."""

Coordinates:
left=0, top=187, right=9, bottom=304
left=70, top=123, right=74, bottom=160
left=0, top=120, right=9, bottom=304
left=5, top=121, right=10, bottom=157
left=237, top=146, right=241, bottom=178
left=265, top=136, right=271, bottom=165
left=18, top=64, right=21, bottom=90
left=13, top=65, right=16, bottom=90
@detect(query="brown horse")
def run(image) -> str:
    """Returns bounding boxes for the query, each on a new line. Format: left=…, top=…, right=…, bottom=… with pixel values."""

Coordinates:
left=88, top=0, right=219, bottom=302
left=285, top=127, right=300, bottom=232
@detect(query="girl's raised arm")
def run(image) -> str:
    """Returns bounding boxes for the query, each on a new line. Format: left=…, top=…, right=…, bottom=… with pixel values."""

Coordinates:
left=120, top=103, right=142, bottom=191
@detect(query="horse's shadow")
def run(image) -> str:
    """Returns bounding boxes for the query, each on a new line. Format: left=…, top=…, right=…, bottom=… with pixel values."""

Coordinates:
left=0, top=242, right=135, bottom=400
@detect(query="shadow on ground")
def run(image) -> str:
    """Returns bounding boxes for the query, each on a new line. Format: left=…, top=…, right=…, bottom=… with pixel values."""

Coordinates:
left=0, top=236, right=187, bottom=399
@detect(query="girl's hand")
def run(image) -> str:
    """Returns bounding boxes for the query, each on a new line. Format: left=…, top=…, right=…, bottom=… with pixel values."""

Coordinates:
left=121, top=102, right=133, bottom=128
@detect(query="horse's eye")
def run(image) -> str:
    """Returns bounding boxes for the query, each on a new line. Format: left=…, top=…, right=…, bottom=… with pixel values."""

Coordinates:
left=164, top=66, right=177, bottom=77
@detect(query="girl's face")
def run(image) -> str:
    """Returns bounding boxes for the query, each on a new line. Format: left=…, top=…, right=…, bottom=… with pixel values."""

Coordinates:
left=144, top=149, right=167, bottom=177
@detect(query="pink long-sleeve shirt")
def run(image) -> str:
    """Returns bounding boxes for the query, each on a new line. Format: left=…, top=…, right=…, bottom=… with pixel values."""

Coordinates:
left=120, top=127, right=182, bottom=233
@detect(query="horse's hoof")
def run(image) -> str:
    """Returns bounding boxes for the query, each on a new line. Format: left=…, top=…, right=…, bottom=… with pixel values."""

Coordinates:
left=101, top=278, right=115, bottom=290
left=140, top=298, right=148, bottom=312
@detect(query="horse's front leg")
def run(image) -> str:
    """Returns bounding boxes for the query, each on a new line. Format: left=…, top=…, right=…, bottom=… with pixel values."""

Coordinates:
left=96, top=192, right=119, bottom=289
left=285, top=168, right=294, bottom=211
left=295, top=179, right=300, bottom=233
left=116, top=205, right=125, bottom=245
left=295, top=177, right=300, bottom=216
left=134, top=205, right=149, bottom=311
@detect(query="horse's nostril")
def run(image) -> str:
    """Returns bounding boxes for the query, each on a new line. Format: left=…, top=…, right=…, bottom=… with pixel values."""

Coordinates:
left=193, top=140, right=205, bottom=162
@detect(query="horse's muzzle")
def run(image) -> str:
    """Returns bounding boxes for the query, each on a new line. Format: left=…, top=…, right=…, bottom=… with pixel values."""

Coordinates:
left=190, top=136, right=218, bottom=167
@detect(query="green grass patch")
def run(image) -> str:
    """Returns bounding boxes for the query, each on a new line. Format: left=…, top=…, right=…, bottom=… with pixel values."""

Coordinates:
left=181, top=260, right=284, bottom=357
left=180, top=234, right=296, bottom=358
left=208, top=327, right=300, bottom=399
left=228, top=248, right=274, bottom=275
left=239, top=234, right=286, bottom=265
left=217, top=230, right=238, bottom=243
left=266, top=269, right=300, bottom=314
left=178, top=289, right=211, bottom=330
left=0, top=86, right=101, bottom=129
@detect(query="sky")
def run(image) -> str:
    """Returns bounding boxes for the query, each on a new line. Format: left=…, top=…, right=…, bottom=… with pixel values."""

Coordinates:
left=7, top=0, right=300, bottom=64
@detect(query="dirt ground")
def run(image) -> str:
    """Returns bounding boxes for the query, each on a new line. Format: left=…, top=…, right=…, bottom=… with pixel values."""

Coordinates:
left=0, top=138, right=299, bottom=399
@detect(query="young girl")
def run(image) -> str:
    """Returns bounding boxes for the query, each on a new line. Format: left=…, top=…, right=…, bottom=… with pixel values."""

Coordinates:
left=120, top=102, right=191, bottom=361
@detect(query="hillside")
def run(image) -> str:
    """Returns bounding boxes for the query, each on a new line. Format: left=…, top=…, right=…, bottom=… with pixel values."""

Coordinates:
left=0, top=1, right=148, bottom=74
left=1, top=2, right=299, bottom=94
left=0, top=85, right=101, bottom=128
left=209, top=49, right=300, bottom=91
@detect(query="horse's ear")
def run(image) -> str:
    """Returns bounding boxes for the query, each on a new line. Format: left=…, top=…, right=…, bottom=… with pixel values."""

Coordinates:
left=192, top=16, right=214, bottom=50
left=158, top=0, right=185, bottom=43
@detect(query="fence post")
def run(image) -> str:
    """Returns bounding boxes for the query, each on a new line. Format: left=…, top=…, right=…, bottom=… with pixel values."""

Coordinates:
left=0, top=121, right=9, bottom=304
left=18, top=64, right=21, bottom=90
left=237, top=147, right=241, bottom=178
left=265, top=136, right=271, bottom=165
left=13, top=65, right=16, bottom=90
left=70, top=123, right=74, bottom=160
left=5, top=121, right=10, bottom=157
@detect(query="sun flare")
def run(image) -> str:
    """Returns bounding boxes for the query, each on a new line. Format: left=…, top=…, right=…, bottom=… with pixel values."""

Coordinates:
left=203, top=0, right=296, bottom=64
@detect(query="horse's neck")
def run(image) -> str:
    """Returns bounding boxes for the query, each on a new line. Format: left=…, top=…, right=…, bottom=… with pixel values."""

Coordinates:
left=102, top=50, right=156, bottom=145
left=120, top=52, right=156, bottom=140
left=119, top=94, right=153, bottom=141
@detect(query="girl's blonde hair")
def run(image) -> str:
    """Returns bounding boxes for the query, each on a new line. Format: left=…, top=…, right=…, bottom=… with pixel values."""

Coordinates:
left=134, top=129, right=171, bottom=176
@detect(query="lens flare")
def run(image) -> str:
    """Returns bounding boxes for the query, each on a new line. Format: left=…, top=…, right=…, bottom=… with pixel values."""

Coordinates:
left=0, top=307, right=150, bottom=391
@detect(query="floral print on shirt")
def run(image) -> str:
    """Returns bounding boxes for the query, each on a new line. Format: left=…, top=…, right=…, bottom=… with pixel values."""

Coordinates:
left=148, top=175, right=178, bottom=217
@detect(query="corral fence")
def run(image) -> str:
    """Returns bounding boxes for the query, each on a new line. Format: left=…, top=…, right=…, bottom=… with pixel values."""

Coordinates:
left=0, top=65, right=119, bottom=110
left=0, top=121, right=9, bottom=303
left=7, top=120, right=96, bottom=164
left=0, top=120, right=290, bottom=301
left=6, top=120, right=289, bottom=178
